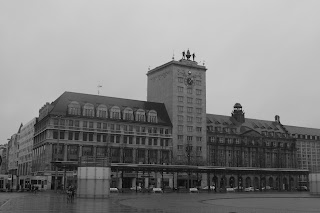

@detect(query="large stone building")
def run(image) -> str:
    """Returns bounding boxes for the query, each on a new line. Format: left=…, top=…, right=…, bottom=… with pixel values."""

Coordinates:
left=33, top=93, right=172, bottom=189
left=284, top=126, right=320, bottom=173
left=31, top=52, right=310, bottom=190
left=18, top=118, right=37, bottom=188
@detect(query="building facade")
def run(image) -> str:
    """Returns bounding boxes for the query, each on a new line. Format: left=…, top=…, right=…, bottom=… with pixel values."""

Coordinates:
left=33, top=93, right=173, bottom=189
left=28, top=51, right=311, bottom=190
left=285, top=126, right=320, bottom=173
left=18, top=118, right=37, bottom=188
left=147, top=57, right=207, bottom=165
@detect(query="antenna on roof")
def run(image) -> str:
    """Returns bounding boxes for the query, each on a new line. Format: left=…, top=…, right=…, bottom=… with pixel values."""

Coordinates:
left=97, top=84, right=102, bottom=95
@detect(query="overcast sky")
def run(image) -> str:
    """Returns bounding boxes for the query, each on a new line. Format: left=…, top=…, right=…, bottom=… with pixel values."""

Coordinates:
left=1, top=0, right=320, bottom=144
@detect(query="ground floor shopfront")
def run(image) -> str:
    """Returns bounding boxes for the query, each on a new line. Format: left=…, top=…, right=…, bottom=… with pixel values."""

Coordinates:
left=110, top=164, right=309, bottom=191
left=34, top=162, right=310, bottom=191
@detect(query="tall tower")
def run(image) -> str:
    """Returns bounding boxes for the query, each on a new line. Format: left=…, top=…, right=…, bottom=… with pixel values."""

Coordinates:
left=147, top=51, right=207, bottom=164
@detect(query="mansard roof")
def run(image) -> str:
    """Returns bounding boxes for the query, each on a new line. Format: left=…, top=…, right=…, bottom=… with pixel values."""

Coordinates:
left=48, top=91, right=172, bottom=126
left=284, top=125, right=320, bottom=136
left=206, top=113, right=287, bottom=134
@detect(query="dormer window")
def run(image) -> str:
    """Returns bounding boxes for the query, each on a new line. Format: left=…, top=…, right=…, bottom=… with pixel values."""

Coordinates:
left=83, top=103, right=94, bottom=117
left=68, top=101, right=81, bottom=115
left=135, top=109, right=146, bottom=122
left=147, top=110, right=157, bottom=123
left=97, top=104, right=108, bottom=118
left=110, top=106, right=121, bottom=119
left=123, top=107, right=134, bottom=121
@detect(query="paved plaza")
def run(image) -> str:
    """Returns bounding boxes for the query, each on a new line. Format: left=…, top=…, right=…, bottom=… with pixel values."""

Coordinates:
left=0, top=191, right=318, bottom=213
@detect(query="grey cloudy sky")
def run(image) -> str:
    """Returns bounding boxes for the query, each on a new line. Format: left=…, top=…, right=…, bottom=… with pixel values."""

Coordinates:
left=1, top=0, right=320, bottom=144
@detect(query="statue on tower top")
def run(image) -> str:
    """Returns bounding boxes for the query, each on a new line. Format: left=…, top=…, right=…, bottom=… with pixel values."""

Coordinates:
left=186, top=49, right=191, bottom=60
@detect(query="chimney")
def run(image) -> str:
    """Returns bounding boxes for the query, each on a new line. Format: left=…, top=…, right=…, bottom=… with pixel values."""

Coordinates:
left=275, top=115, right=280, bottom=123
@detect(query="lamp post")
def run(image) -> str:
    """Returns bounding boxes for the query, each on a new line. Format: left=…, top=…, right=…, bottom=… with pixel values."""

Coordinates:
left=54, top=115, right=62, bottom=193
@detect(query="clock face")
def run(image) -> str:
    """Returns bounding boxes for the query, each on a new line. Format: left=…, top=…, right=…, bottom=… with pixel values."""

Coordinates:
left=185, top=77, right=194, bottom=86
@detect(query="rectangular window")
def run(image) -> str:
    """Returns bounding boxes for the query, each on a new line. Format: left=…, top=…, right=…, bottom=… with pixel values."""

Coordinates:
left=89, top=133, right=93, bottom=141
left=187, top=107, right=193, bottom=113
left=196, top=80, right=201, bottom=86
left=129, top=137, right=133, bottom=144
left=75, top=120, right=79, bottom=127
left=178, top=115, right=183, bottom=121
left=59, top=131, right=65, bottom=139
left=110, top=124, right=114, bottom=130
left=187, top=88, right=192, bottom=94
left=187, top=116, right=193, bottom=122
left=187, top=97, right=193, bottom=104
left=97, top=134, right=101, bottom=142
left=178, top=135, right=183, bottom=140
left=136, top=137, right=140, bottom=145
left=178, top=125, right=183, bottom=132
left=178, top=77, right=184, bottom=83
left=196, top=146, right=202, bottom=151
left=83, top=133, right=87, bottom=141
left=97, top=122, right=101, bottom=129
left=69, top=120, right=73, bottom=127
left=89, top=122, right=93, bottom=129
left=116, top=124, right=120, bottom=130
left=196, top=108, right=202, bottom=114
left=160, top=128, right=163, bottom=134
left=75, top=132, right=79, bottom=140
left=196, top=137, right=202, bottom=142
left=141, top=137, right=146, bottom=145
left=178, top=106, right=184, bottom=112
left=153, top=139, right=157, bottom=146
left=103, top=123, right=107, bottom=129
left=68, top=132, right=73, bottom=140
left=196, top=99, right=202, bottom=105
left=53, top=131, right=58, bottom=139
left=187, top=136, right=193, bottom=141
left=187, top=126, right=193, bottom=132
left=178, top=96, right=184, bottom=102
left=196, top=117, right=202, bottom=123
left=178, top=145, right=183, bottom=150
left=196, top=127, right=202, bottom=132
left=196, top=89, right=202, bottom=95
left=83, top=121, right=87, bottom=128
left=102, top=134, right=107, bottom=142
left=178, top=86, right=183, bottom=92
left=148, top=138, right=152, bottom=146
left=210, top=137, right=215, bottom=142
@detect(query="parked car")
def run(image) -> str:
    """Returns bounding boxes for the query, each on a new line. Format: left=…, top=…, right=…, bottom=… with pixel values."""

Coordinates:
left=202, top=185, right=215, bottom=190
left=226, top=187, right=235, bottom=192
left=233, top=186, right=243, bottom=191
left=296, top=186, right=308, bottom=191
left=152, top=188, right=163, bottom=193
left=130, top=186, right=142, bottom=191
left=262, top=186, right=272, bottom=190
left=110, top=188, right=119, bottom=193
left=189, top=187, right=199, bottom=193
left=244, top=187, right=254, bottom=192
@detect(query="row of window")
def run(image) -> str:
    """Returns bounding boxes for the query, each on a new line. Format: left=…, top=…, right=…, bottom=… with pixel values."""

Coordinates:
left=177, top=135, right=202, bottom=142
left=176, top=87, right=202, bottom=95
left=209, top=137, right=293, bottom=148
left=293, top=134, right=320, bottom=140
left=52, top=131, right=170, bottom=146
left=177, top=145, right=202, bottom=152
left=176, top=96, right=202, bottom=104
left=53, top=119, right=171, bottom=134
left=68, top=101, right=158, bottom=123
left=176, top=103, right=203, bottom=114
left=177, top=125, right=203, bottom=132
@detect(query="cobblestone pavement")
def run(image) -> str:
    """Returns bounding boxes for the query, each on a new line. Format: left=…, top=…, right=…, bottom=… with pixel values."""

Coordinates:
left=0, top=191, right=318, bottom=213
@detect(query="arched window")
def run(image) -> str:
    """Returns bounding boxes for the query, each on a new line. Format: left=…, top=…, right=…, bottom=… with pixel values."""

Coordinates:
left=110, top=106, right=121, bottom=119
left=135, top=109, right=146, bottom=122
left=96, top=104, right=108, bottom=118
left=68, top=101, right=81, bottom=115
left=83, top=103, right=95, bottom=117
left=147, top=110, right=158, bottom=123
left=123, top=107, right=134, bottom=121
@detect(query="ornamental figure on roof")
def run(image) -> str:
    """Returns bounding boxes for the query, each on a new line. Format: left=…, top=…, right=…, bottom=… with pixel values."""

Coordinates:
left=186, top=49, right=191, bottom=60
